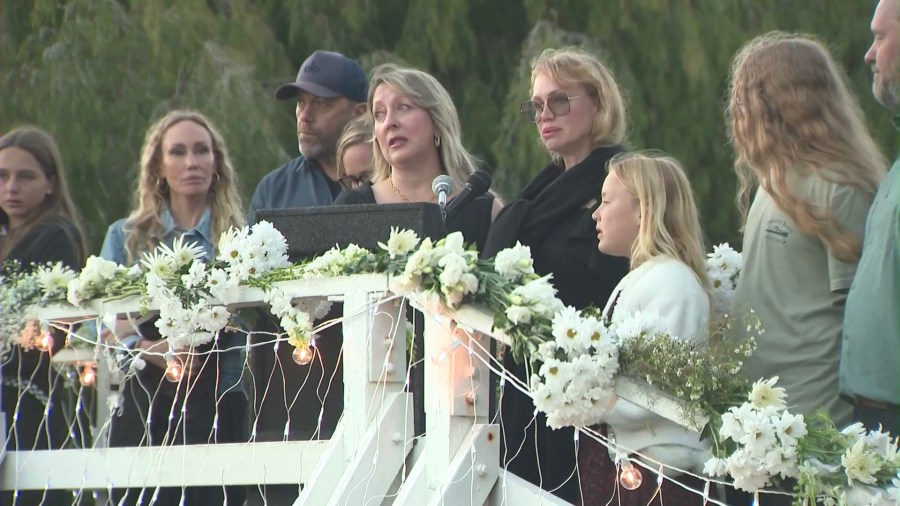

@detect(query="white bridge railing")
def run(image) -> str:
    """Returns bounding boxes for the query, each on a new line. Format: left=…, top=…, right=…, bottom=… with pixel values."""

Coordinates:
left=0, top=274, right=689, bottom=505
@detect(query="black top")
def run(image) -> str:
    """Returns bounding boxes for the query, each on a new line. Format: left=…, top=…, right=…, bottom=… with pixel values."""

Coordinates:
left=2, top=214, right=83, bottom=451
left=334, top=183, right=495, bottom=253
left=3, top=214, right=82, bottom=363
left=484, top=146, right=630, bottom=502
left=5, top=214, right=82, bottom=271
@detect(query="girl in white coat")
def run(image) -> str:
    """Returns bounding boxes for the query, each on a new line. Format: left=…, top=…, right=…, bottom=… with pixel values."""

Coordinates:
left=579, top=151, right=712, bottom=505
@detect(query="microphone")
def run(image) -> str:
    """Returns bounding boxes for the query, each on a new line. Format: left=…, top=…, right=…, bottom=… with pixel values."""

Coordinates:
left=431, top=175, right=455, bottom=219
left=445, top=170, right=492, bottom=221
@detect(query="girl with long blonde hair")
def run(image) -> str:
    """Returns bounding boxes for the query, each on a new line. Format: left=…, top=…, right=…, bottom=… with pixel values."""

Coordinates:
left=580, top=151, right=712, bottom=505
left=726, top=34, right=884, bottom=505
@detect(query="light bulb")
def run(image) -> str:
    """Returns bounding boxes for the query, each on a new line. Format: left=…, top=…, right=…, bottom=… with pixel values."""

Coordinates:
left=79, top=364, right=96, bottom=387
left=619, top=462, right=643, bottom=491
left=431, top=348, right=449, bottom=365
left=38, top=332, right=54, bottom=353
left=165, top=360, right=183, bottom=382
left=292, top=345, right=315, bottom=366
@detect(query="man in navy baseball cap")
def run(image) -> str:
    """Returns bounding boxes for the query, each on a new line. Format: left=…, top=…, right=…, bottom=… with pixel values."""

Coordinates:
left=275, top=50, right=368, bottom=103
left=249, top=50, right=368, bottom=221
left=245, top=51, right=368, bottom=506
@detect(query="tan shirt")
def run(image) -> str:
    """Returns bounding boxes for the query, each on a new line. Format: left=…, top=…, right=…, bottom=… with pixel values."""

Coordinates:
left=738, top=173, right=873, bottom=427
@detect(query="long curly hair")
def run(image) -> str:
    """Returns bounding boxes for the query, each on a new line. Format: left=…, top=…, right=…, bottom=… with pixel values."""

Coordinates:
left=530, top=47, right=628, bottom=167
left=0, top=126, right=86, bottom=263
left=122, top=110, right=244, bottom=263
left=609, top=151, right=710, bottom=292
left=368, top=64, right=480, bottom=191
left=727, top=32, right=886, bottom=263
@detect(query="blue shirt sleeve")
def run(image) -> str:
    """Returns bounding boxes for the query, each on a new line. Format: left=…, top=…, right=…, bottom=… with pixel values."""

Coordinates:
left=99, top=219, right=129, bottom=265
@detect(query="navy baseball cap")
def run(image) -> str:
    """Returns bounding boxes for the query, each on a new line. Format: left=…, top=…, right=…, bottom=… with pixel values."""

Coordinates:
left=275, top=50, right=368, bottom=103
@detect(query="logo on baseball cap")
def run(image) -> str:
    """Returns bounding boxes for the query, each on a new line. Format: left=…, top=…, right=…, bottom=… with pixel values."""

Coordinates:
left=275, top=50, right=368, bottom=103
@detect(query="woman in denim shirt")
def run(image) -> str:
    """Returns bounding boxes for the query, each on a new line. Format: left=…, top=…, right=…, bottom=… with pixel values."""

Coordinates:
left=99, top=110, right=246, bottom=506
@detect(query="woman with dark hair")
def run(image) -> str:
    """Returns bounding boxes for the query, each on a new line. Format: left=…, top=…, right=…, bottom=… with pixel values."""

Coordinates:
left=0, top=125, right=87, bottom=506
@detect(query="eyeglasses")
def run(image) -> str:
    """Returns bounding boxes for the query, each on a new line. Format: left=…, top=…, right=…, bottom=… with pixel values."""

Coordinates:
left=338, top=171, right=372, bottom=190
left=520, top=92, right=579, bottom=123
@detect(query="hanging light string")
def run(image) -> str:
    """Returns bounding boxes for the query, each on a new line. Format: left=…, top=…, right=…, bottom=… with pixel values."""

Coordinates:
left=41, top=301, right=794, bottom=505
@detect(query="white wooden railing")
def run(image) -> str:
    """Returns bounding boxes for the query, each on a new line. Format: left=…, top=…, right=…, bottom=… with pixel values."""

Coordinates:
left=0, top=273, right=693, bottom=505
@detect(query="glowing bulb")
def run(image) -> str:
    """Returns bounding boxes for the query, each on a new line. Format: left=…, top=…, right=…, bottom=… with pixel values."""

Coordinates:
left=38, top=332, right=54, bottom=353
left=79, top=364, right=96, bottom=387
left=292, top=345, right=315, bottom=366
left=619, top=462, right=643, bottom=490
left=431, top=348, right=449, bottom=365
left=165, top=360, right=183, bottom=382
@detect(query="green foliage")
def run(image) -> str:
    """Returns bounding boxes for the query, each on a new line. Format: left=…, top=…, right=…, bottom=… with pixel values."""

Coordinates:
left=1, top=0, right=292, bottom=250
left=1, top=0, right=894, bottom=252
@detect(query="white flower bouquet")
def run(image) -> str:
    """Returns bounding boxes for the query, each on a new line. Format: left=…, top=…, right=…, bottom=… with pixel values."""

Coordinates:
left=706, top=377, right=900, bottom=504
left=529, top=307, right=619, bottom=428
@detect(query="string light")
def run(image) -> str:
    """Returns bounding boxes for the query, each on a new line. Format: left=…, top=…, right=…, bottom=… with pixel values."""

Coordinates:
left=165, top=359, right=183, bottom=382
left=619, top=459, right=643, bottom=491
left=79, top=363, right=97, bottom=387
left=38, top=331, right=54, bottom=353
left=430, top=348, right=449, bottom=365
left=292, top=344, right=315, bottom=365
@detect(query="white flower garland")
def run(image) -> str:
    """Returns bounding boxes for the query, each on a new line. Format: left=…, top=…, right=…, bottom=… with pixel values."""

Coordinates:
left=6, top=229, right=899, bottom=504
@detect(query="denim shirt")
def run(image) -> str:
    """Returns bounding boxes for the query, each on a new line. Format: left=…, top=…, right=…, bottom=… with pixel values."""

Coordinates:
left=100, top=206, right=245, bottom=391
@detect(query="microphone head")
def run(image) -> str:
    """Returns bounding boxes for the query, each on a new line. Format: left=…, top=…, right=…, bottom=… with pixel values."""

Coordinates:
left=432, top=174, right=455, bottom=196
left=467, top=170, right=492, bottom=193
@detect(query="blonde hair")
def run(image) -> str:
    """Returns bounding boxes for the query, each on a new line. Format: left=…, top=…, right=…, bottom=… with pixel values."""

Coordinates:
left=531, top=47, right=627, bottom=166
left=368, top=64, right=480, bottom=190
left=122, top=110, right=245, bottom=264
left=336, top=115, right=373, bottom=178
left=727, top=32, right=886, bottom=263
left=608, top=152, right=710, bottom=291
left=0, top=126, right=86, bottom=263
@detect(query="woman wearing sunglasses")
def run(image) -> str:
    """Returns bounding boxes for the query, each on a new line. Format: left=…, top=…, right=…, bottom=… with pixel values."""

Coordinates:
left=482, top=47, right=630, bottom=503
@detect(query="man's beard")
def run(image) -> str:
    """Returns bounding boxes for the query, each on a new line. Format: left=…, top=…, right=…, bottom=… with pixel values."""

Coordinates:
left=874, top=71, right=900, bottom=114
left=299, top=138, right=336, bottom=162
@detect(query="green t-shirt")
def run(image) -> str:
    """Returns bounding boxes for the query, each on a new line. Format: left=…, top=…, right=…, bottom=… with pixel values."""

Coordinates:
left=841, top=157, right=900, bottom=405
left=739, top=172, right=873, bottom=426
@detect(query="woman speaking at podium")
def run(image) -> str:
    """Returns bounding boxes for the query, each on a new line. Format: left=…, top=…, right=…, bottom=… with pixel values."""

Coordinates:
left=333, top=63, right=501, bottom=250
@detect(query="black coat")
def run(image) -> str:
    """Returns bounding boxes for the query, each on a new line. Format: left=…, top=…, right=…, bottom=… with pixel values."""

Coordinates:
left=484, top=146, right=630, bottom=502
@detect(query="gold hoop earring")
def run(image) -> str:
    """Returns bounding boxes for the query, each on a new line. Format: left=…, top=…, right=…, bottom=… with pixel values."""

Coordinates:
left=157, top=178, right=168, bottom=193
left=434, top=135, right=441, bottom=148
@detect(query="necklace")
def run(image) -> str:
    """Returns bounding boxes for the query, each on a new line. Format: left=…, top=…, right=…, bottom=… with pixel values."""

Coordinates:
left=389, top=177, right=411, bottom=202
left=389, top=177, right=438, bottom=203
